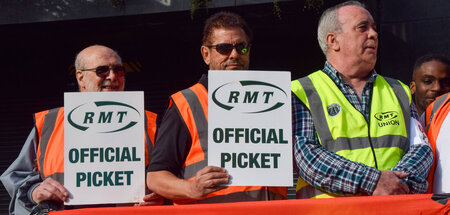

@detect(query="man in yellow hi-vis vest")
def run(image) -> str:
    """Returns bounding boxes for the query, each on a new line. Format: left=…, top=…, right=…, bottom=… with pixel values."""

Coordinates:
left=291, top=1, right=433, bottom=199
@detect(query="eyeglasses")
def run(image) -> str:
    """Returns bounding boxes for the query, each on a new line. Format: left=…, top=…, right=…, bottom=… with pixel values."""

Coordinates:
left=206, top=42, right=250, bottom=55
left=80, top=65, right=125, bottom=78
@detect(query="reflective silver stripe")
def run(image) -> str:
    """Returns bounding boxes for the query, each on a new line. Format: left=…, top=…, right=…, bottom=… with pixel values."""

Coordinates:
left=384, top=77, right=411, bottom=146
left=426, top=93, right=449, bottom=132
left=180, top=86, right=208, bottom=179
left=298, top=76, right=410, bottom=153
left=186, top=189, right=283, bottom=204
left=296, top=185, right=326, bottom=199
left=298, top=77, right=335, bottom=144
left=183, top=160, right=207, bottom=179
left=48, top=172, right=64, bottom=185
left=38, top=107, right=60, bottom=179
left=327, top=135, right=409, bottom=153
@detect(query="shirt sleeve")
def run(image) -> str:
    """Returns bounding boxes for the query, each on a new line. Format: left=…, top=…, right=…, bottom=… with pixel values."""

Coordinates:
left=292, top=94, right=381, bottom=195
left=147, top=99, right=191, bottom=177
left=0, top=127, right=42, bottom=215
left=391, top=104, right=433, bottom=194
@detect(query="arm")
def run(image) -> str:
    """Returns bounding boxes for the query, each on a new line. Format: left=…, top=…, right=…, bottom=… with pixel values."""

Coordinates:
left=146, top=103, right=228, bottom=200
left=0, top=127, right=42, bottom=214
left=391, top=115, right=433, bottom=194
left=293, top=95, right=409, bottom=195
left=147, top=167, right=228, bottom=200
left=292, top=95, right=381, bottom=195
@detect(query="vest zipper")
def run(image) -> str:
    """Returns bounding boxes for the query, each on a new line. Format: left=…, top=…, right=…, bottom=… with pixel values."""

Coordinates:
left=365, top=86, right=378, bottom=169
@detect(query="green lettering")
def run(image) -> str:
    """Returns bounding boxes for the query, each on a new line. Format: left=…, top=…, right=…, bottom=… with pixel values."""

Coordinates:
left=98, top=111, right=113, bottom=123
left=83, top=112, right=94, bottom=124
left=235, top=128, right=244, bottom=143
left=271, top=153, right=280, bottom=168
left=103, top=171, right=114, bottom=186
left=80, top=148, right=89, bottom=163
left=121, top=147, right=131, bottom=162
left=238, top=153, right=248, bottom=168
left=251, top=129, right=260, bottom=143
left=116, top=111, right=127, bottom=123
left=76, top=172, right=86, bottom=187
left=115, top=171, right=124, bottom=186
left=279, top=129, right=288, bottom=144
left=87, top=172, right=92, bottom=187
left=244, top=91, right=258, bottom=103
left=93, top=172, right=102, bottom=186
left=249, top=153, right=260, bottom=168
left=105, top=147, right=114, bottom=162
left=221, top=153, right=231, bottom=168
left=90, top=148, right=99, bottom=162
left=228, top=91, right=240, bottom=103
left=267, top=129, right=278, bottom=143
left=261, top=153, right=270, bottom=168
left=225, top=128, right=233, bottom=143
left=132, top=147, right=141, bottom=161
left=69, top=148, right=79, bottom=163
left=213, top=128, right=224, bottom=143
left=124, top=171, right=133, bottom=185
left=263, top=92, right=274, bottom=103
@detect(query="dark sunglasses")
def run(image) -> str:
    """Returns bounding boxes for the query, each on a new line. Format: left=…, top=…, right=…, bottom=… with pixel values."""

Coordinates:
left=81, top=65, right=125, bottom=78
left=206, top=42, right=250, bottom=55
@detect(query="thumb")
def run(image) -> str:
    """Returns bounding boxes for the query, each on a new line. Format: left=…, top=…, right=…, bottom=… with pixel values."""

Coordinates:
left=392, top=171, right=409, bottom=179
left=143, top=192, right=160, bottom=201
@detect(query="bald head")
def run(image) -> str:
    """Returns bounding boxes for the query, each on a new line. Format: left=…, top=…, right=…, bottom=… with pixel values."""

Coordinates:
left=75, top=45, right=122, bottom=71
left=75, top=45, right=125, bottom=92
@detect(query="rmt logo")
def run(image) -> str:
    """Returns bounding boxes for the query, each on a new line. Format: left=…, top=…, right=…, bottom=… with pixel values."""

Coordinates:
left=212, top=80, right=288, bottom=114
left=67, top=101, right=140, bottom=133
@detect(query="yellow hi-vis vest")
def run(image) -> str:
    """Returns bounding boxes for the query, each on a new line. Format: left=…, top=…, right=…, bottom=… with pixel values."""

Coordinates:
left=291, top=70, right=411, bottom=199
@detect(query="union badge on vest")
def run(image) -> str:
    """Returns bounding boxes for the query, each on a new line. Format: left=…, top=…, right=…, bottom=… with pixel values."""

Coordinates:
left=327, top=103, right=341, bottom=117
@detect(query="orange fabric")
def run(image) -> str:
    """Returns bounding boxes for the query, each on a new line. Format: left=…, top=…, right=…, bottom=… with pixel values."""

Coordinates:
left=144, top=111, right=158, bottom=166
left=425, top=94, right=450, bottom=193
left=51, top=194, right=450, bottom=215
left=170, top=83, right=286, bottom=205
left=36, top=108, right=157, bottom=178
left=34, top=109, right=49, bottom=175
left=171, top=85, right=206, bottom=167
left=42, top=108, right=65, bottom=177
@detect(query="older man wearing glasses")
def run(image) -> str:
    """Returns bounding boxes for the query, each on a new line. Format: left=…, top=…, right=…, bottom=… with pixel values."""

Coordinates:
left=1, top=45, right=161, bottom=215
left=147, top=12, right=287, bottom=204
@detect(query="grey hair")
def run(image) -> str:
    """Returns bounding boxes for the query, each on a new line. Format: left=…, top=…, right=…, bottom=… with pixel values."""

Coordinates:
left=317, top=1, right=366, bottom=56
left=74, top=51, right=85, bottom=71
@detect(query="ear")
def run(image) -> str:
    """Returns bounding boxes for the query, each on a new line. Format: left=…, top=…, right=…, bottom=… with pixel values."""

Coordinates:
left=326, top=33, right=339, bottom=51
left=201, top=46, right=211, bottom=66
left=76, top=70, right=86, bottom=91
left=409, top=81, right=416, bottom=95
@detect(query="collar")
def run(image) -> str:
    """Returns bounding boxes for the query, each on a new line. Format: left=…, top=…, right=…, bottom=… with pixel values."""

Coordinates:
left=323, top=61, right=378, bottom=86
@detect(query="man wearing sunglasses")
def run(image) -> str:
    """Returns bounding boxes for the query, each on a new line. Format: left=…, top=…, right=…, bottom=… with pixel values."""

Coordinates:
left=1, top=45, right=162, bottom=214
left=147, top=12, right=286, bottom=204
left=291, top=1, right=432, bottom=199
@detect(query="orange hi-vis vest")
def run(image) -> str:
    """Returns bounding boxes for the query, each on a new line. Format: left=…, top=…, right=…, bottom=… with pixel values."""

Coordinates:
left=34, top=107, right=158, bottom=183
left=425, top=93, right=450, bottom=193
left=170, top=83, right=287, bottom=204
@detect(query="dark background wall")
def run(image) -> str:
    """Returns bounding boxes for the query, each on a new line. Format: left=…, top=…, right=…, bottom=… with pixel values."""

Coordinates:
left=0, top=0, right=449, bottom=213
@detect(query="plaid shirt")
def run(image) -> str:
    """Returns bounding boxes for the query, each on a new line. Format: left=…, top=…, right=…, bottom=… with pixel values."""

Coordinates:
left=292, top=62, right=433, bottom=195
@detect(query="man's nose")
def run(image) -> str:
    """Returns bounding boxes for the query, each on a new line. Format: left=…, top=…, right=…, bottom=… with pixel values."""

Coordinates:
left=369, top=27, right=378, bottom=40
left=229, top=47, right=240, bottom=59
left=106, top=68, right=119, bottom=81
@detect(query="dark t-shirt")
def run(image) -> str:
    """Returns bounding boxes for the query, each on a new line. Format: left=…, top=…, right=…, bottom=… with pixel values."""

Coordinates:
left=147, top=74, right=208, bottom=177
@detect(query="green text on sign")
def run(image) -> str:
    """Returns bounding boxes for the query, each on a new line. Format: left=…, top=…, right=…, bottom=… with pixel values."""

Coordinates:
left=221, top=153, right=280, bottom=168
